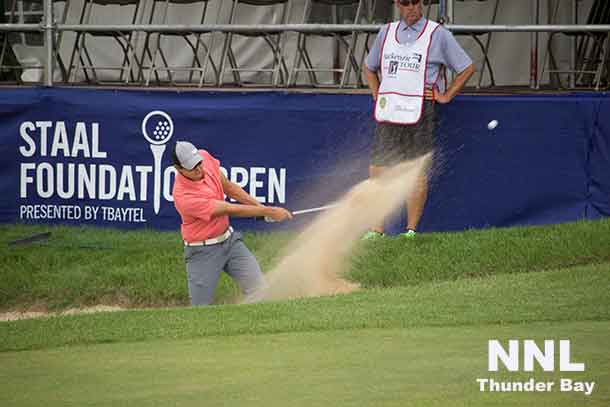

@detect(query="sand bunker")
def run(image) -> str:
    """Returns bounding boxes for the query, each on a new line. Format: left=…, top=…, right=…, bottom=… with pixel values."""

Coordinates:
left=0, top=305, right=125, bottom=322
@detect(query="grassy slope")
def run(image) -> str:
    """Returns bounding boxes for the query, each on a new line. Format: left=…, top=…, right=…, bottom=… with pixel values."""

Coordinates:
left=1, top=263, right=608, bottom=352
left=1, top=221, right=608, bottom=406
left=0, top=224, right=294, bottom=309
left=0, top=219, right=609, bottom=310
left=350, top=218, right=610, bottom=287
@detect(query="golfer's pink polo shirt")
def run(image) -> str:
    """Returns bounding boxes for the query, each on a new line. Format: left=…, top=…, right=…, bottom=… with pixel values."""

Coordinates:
left=173, top=150, right=230, bottom=243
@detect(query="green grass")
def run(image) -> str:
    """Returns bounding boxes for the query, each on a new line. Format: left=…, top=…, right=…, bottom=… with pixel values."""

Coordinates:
left=1, top=219, right=609, bottom=310
left=1, top=262, right=608, bottom=352
left=0, top=220, right=609, bottom=406
left=351, top=219, right=610, bottom=287
left=1, top=321, right=608, bottom=407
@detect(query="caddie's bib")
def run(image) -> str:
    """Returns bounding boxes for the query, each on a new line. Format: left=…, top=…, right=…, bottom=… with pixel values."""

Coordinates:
left=374, top=19, right=440, bottom=125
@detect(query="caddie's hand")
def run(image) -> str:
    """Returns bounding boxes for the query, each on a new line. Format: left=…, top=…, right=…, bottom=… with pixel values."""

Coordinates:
left=424, top=88, right=451, bottom=104
left=267, top=207, right=293, bottom=222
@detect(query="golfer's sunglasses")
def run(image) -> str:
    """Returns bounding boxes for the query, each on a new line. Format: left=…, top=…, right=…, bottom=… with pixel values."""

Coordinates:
left=398, top=0, right=421, bottom=6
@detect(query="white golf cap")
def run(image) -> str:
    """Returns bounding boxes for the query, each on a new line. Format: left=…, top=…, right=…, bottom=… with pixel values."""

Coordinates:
left=174, top=141, right=203, bottom=170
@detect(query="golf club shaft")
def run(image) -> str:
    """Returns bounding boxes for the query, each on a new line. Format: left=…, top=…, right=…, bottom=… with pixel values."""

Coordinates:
left=292, top=204, right=338, bottom=216
left=263, top=204, right=337, bottom=223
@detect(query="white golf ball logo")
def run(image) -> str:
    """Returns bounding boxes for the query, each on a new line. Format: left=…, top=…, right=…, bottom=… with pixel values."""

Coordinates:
left=141, top=110, right=174, bottom=215
left=142, top=110, right=174, bottom=145
left=487, top=120, right=499, bottom=130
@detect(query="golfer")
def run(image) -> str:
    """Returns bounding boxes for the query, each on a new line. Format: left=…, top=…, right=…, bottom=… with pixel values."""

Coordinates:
left=363, top=0, right=475, bottom=239
left=172, top=141, right=292, bottom=305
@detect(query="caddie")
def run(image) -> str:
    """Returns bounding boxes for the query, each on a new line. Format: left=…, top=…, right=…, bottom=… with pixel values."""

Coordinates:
left=362, top=0, right=475, bottom=239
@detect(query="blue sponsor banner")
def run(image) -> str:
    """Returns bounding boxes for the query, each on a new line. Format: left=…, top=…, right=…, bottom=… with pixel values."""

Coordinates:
left=0, top=88, right=372, bottom=232
left=0, top=88, right=608, bottom=233
left=420, top=93, right=599, bottom=232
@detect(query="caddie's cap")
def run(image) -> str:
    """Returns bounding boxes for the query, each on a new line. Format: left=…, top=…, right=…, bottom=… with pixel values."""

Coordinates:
left=174, top=141, right=203, bottom=170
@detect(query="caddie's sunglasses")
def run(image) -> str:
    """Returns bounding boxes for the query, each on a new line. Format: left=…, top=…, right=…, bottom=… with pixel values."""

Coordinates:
left=399, top=0, right=421, bottom=6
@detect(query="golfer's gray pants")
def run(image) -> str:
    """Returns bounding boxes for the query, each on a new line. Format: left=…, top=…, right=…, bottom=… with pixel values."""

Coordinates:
left=184, top=231, right=266, bottom=305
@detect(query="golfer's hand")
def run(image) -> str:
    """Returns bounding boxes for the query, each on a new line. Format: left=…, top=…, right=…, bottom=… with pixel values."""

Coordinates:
left=267, top=207, right=293, bottom=222
left=424, top=89, right=451, bottom=104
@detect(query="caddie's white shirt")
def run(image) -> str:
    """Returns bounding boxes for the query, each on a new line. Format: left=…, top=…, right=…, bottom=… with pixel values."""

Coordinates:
left=374, top=19, right=440, bottom=125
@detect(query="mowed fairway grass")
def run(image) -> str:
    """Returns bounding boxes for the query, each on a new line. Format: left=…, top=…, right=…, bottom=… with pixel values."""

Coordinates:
left=0, top=220, right=609, bottom=406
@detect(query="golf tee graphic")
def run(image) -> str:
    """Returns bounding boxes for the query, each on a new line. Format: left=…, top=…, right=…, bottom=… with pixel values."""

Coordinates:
left=141, top=111, right=174, bottom=214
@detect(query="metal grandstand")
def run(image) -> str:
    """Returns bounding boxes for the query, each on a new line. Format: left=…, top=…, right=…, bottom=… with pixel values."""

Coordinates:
left=1, top=0, right=609, bottom=89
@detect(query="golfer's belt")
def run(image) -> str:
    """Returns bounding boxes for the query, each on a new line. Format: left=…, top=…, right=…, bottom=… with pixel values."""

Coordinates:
left=184, top=227, right=233, bottom=246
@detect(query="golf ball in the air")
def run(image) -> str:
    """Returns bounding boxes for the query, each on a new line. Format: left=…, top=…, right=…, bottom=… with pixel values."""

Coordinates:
left=487, top=120, right=499, bottom=130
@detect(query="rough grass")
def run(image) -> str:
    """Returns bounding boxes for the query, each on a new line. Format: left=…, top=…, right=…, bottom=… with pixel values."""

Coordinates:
left=351, top=218, right=610, bottom=287
left=0, top=218, right=609, bottom=310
